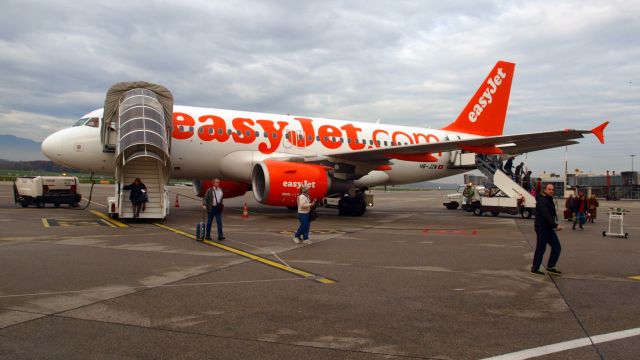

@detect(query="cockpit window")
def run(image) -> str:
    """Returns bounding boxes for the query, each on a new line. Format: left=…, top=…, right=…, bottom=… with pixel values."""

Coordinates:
left=85, top=118, right=99, bottom=127
left=72, top=117, right=100, bottom=127
left=72, top=118, right=89, bottom=127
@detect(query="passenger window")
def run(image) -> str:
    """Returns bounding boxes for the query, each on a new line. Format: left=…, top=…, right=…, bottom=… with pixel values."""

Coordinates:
left=316, top=136, right=320, bottom=141
left=347, top=138, right=352, bottom=144
left=209, top=128, right=214, bottom=134
left=227, top=129, right=232, bottom=135
left=255, top=131, right=260, bottom=137
left=308, top=135, right=313, bottom=142
left=218, top=129, right=223, bottom=135
left=369, top=140, right=373, bottom=145
left=384, top=141, right=388, bottom=146
left=236, top=130, right=242, bottom=135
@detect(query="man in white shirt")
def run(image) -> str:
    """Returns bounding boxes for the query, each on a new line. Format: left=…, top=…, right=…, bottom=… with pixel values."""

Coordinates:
left=293, top=186, right=315, bottom=244
left=202, top=178, right=225, bottom=241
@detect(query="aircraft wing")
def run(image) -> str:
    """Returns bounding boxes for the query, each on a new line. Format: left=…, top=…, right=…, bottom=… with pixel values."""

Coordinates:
left=325, top=122, right=608, bottom=163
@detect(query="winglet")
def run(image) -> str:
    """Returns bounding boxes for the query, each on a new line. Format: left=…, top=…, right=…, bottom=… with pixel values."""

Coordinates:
left=591, top=121, right=609, bottom=144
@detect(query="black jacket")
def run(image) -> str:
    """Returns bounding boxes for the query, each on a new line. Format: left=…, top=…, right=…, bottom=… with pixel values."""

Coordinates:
left=123, top=182, right=147, bottom=203
left=534, top=194, right=557, bottom=230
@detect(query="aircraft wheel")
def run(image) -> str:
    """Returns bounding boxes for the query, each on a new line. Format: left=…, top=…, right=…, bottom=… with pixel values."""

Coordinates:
left=473, top=207, right=483, bottom=216
left=21, top=200, right=30, bottom=208
left=347, top=197, right=367, bottom=216
left=36, top=200, right=45, bottom=208
left=54, top=202, right=60, bottom=208
left=71, top=201, right=79, bottom=208
left=445, top=202, right=459, bottom=210
left=521, top=208, right=532, bottom=219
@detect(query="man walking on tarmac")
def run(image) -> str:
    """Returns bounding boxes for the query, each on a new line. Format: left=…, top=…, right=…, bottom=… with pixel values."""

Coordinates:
left=202, top=178, right=225, bottom=241
left=531, top=183, right=563, bottom=275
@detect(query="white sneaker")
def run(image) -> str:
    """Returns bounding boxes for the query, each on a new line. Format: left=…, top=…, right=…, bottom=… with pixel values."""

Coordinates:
left=293, top=237, right=301, bottom=244
left=302, top=239, right=312, bottom=244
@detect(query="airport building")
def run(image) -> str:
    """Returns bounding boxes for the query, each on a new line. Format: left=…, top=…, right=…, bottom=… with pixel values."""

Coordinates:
left=466, top=170, right=640, bottom=200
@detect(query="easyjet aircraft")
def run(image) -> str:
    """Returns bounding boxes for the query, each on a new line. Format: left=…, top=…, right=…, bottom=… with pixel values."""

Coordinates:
left=42, top=61, right=608, bottom=216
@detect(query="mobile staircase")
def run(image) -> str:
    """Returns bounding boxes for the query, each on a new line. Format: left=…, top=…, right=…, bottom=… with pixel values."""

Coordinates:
left=473, top=156, right=536, bottom=218
left=101, top=82, right=174, bottom=219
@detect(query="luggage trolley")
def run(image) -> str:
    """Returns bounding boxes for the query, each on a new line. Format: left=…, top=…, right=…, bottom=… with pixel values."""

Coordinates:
left=602, top=208, right=630, bottom=238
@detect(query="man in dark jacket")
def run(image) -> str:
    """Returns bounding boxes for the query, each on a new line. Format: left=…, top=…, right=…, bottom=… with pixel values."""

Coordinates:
left=503, top=157, right=514, bottom=176
left=531, top=183, right=563, bottom=275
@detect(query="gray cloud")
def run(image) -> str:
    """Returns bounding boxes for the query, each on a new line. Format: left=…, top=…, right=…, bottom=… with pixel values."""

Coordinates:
left=1, top=0, right=639, bottom=174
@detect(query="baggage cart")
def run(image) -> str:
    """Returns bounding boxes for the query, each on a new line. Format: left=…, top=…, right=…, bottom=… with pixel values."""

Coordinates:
left=602, top=208, right=629, bottom=238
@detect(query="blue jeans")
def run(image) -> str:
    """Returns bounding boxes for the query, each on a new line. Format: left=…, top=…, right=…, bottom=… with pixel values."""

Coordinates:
left=206, top=207, right=223, bottom=239
left=532, top=226, right=561, bottom=271
left=295, top=213, right=310, bottom=240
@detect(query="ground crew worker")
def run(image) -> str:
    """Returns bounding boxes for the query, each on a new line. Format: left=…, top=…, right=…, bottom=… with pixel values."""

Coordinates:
left=531, top=183, right=563, bottom=275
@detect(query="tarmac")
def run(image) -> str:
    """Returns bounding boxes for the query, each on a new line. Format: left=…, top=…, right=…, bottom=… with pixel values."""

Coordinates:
left=0, top=182, right=639, bottom=359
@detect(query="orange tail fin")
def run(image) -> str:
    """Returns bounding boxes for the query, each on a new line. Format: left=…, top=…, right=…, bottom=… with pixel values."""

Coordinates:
left=442, top=61, right=515, bottom=136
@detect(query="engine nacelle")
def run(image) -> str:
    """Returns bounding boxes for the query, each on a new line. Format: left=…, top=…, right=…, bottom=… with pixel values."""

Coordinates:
left=252, top=160, right=339, bottom=206
left=192, top=179, right=250, bottom=199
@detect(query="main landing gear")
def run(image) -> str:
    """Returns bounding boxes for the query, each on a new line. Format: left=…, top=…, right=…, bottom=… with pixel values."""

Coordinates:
left=338, top=194, right=367, bottom=217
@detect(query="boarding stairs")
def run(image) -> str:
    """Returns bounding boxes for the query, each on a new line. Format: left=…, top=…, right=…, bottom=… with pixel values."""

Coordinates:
left=102, top=83, right=174, bottom=220
left=475, top=156, right=536, bottom=209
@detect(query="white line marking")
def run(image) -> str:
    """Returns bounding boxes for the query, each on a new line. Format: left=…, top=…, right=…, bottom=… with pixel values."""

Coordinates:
left=0, top=278, right=302, bottom=299
left=83, top=197, right=107, bottom=207
left=226, top=238, right=293, bottom=268
left=482, top=327, right=640, bottom=359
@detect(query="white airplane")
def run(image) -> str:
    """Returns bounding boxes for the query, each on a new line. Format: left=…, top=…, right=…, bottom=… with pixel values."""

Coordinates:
left=42, top=61, right=608, bottom=217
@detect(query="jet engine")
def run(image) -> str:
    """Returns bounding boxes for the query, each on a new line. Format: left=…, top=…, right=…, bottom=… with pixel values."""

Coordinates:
left=192, top=179, right=250, bottom=199
left=251, top=160, right=349, bottom=206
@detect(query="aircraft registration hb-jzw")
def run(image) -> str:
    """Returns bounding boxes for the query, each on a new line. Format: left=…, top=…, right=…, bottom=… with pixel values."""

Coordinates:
left=42, top=61, right=608, bottom=219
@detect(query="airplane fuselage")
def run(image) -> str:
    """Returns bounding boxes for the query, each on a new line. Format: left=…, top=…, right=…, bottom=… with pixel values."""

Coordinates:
left=43, top=106, right=473, bottom=186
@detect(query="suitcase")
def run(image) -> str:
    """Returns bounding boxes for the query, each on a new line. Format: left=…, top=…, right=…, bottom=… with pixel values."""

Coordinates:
left=563, top=209, right=572, bottom=221
left=196, top=209, right=206, bottom=241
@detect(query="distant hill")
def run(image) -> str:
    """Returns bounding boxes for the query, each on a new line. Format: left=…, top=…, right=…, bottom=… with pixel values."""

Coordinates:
left=0, top=159, right=79, bottom=174
left=0, top=134, right=46, bottom=161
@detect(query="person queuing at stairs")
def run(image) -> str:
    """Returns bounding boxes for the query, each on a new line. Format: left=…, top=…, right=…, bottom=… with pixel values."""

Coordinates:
left=122, top=178, right=147, bottom=218
left=202, top=178, right=225, bottom=241
left=588, top=194, right=599, bottom=223
left=522, top=170, right=533, bottom=191
left=564, top=194, right=575, bottom=221
left=503, top=156, right=514, bottom=176
left=515, top=162, right=525, bottom=185
left=571, top=191, right=589, bottom=230
left=531, top=183, right=563, bottom=276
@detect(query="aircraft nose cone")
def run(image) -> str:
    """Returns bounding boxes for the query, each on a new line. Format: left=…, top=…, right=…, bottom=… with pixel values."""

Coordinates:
left=41, top=131, right=62, bottom=160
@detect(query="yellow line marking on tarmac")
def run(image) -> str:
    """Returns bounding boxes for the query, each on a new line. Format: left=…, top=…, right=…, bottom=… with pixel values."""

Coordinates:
left=41, top=218, right=50, bottom=228
left=99, top=219, right=117, bottom=228
left=153, top=223, right=336, bottom=284
left=89, top=210, right=129, bottom=228
left=630, top=275, right=640, bottom=281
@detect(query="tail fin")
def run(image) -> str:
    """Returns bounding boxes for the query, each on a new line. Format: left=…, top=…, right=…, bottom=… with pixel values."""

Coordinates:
left=442, top=61, right=515, bottom=136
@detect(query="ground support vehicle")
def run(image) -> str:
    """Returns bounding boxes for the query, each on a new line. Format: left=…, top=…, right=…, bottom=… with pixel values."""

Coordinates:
left=14, top=176, right=82, bottom=208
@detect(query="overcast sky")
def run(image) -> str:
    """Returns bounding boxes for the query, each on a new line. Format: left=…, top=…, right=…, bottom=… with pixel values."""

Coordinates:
left=1, top=0, right=638, bottom=177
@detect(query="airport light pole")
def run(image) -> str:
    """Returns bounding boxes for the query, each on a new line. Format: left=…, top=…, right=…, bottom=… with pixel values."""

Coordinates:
left=632, top=154, right=636, bottom=172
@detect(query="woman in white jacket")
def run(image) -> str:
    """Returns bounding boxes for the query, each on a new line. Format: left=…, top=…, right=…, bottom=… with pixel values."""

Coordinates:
left=293, top=186, right=315, bottom=244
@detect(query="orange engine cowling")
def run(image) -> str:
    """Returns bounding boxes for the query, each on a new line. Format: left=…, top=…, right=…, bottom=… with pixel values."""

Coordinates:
left=252, top=160, right=338, bottom=206
left=192, top=179, right=250, bottom=199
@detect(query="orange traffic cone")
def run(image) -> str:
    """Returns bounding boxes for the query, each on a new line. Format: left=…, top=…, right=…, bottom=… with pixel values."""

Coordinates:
left=174, top=194, right=180, bottom=208
left=242, top=202, right=249, bottom=218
